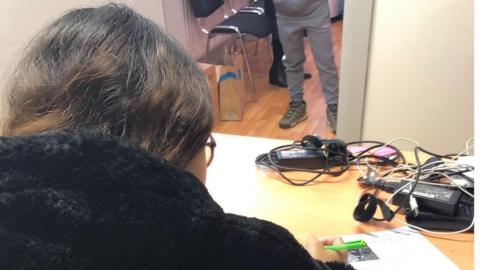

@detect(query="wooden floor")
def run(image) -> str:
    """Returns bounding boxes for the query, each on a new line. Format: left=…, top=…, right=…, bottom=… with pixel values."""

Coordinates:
left=213, top=19, right=343, bottom=141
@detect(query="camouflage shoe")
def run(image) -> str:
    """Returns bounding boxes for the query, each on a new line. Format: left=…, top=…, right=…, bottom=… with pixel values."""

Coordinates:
left=326, top=104, right=338, bottom=133
left=279, top=101, right=307, bottom=129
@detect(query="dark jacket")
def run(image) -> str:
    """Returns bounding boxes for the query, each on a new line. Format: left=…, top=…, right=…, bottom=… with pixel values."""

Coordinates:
left=0, top=131, right=354, bottom=270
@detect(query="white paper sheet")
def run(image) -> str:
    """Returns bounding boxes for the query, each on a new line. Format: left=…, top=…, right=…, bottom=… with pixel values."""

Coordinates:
left=340, top=227, right=459, bottom=270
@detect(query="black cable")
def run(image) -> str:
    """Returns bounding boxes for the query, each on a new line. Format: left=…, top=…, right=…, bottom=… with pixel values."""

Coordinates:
left=353, top=146, right=422, bottom=222
left=266, top=144, right=349, bottom=173
left=346, top=140, right=406, bottom=164
left=255, top=137, right=427, bottom=189
left=415, top=146, right=463, bottom=159
left=255, top=138, right=407, bottom=186
left=255, top=139, right=351, bottom=186
left=353, top=143, right=474, bottom=229
left=354, top=154, right=400, bottom=167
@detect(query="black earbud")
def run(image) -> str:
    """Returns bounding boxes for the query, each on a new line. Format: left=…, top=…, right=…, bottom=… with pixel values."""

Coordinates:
left=301, top=135, right=323, bottom=148
left=324, top=139, right=347, bottom=154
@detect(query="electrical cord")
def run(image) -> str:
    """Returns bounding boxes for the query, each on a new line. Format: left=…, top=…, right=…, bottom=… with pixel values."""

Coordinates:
left=346, top=140, right=406, bottom=165
left=256, top=135, right=474, bottom=235
left=255, top=142, right=351, bottom=186
left=465, top=137, right=474, bottom=155
left=356, top=139, right=475, bottom=235
left=354, top=147, right=423, bottom=222
left=255, top=136, right=406, bottom=186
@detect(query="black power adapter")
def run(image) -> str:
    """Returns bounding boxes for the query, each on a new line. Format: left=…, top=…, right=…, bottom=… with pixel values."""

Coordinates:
left=254, top=136, right=351, bottom=185
left=392, top=181, right=474, bottom=232
left=275, top=149, right=347, bottom=170
left=392, top=180, right=462, bottom=216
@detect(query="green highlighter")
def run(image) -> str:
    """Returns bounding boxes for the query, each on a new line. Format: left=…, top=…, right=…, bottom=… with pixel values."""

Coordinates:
left=324, top=240, right=366, bottom=251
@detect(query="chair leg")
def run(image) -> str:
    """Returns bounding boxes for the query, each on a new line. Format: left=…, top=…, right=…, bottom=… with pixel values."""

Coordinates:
left=205, top=35, right=212, bottom=62
left=254, top=39, right=260, bottom=56
left=241, top=35, right=249, bottom=57
left=265, top=35, right=273, bottom=61
left=231, top=36, right=237, bottom=57
left=239, top=34, right=257, bottom=101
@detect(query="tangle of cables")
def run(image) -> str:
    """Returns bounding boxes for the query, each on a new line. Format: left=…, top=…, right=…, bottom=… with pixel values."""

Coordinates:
left=255, top=135, right=474, bottom=234
left=255, top=135, right=405, bottom=186
left=255, top=135, right=352, bottom=186
left=352, top=137, right=474, bottom=234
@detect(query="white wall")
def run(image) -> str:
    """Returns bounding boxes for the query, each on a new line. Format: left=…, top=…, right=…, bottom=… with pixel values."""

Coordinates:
left=0, top=0, right=166, bottom=87
left=340, top=0, right=473, bottom=153
left=0, top=0, right=250, bottom=84
left=336, top=0, right=373, bottom=143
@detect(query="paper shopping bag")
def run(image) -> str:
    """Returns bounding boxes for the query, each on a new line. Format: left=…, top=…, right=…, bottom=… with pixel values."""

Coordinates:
left=217, top=47, right=245, bottom=120
left=218, top=65, right=245, bottom=120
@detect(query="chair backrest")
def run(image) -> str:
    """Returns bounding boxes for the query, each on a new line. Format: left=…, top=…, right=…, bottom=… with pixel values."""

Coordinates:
left=250, top=0, right=265, bottom=8
left=188, top=0, right=224, bottom=18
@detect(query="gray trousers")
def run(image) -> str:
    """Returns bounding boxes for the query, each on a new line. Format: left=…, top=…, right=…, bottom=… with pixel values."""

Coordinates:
left=276, top=1, right=339, bottom=105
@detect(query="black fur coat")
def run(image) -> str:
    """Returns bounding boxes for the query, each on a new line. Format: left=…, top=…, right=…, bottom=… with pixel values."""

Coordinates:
left=0, top=131, right=354, bottom=270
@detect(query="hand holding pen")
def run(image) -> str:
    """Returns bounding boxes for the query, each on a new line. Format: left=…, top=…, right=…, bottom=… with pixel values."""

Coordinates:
left=305, top=236, right=348, bottom=263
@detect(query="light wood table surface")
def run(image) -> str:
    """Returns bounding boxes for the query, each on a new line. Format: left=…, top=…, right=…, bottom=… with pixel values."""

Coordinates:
left=206, top=133, right=474, bottom=269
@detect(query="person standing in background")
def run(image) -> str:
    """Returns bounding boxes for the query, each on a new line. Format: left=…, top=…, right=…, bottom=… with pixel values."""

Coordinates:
left=264, top=0, right=288, bottom=88
left=264, top=0, right=311, bottom=88
left=274, top=0, right=339, bottom=133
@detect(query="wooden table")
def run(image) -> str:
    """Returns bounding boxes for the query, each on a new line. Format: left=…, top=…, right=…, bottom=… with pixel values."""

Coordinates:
left=206, top=133, right=474, bottom=269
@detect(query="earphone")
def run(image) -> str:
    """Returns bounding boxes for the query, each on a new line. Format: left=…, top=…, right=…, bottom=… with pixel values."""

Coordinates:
left=300, top=135, right=348, bottom=156
left=300, top=135, right=323, bottom=148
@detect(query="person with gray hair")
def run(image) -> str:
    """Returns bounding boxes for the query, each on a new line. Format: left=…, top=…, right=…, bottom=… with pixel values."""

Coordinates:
left=274, top=0, right=340, bottom=133
left=0, top=3, right=354, bottom=270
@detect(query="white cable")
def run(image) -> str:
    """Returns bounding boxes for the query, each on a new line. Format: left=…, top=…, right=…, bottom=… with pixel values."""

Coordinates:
left=451, top=144, right=475, bottom=160
left=356, top=159, right=367, bottom=179
left=353, top=137, right=475, bottom=236
left=443, top=174, right=475, bottom=198
left=352, top=136, right=420, bottom=177
left=364, top=156, right=381, bottom=175
left=379, top=159, right=445, bottom=178
left=465, top=137, right=474, bottom=156
left=382, top=177, right=462, bottom=188
left=381, top=137, right=420, bottom=148
left=380, top=159, right=473, bottom=184
left=385, top=181, right=412, bottom=205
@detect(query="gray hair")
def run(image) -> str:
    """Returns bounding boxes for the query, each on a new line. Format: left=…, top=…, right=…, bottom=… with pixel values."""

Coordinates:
left=0, top=4, right=213, bottom=168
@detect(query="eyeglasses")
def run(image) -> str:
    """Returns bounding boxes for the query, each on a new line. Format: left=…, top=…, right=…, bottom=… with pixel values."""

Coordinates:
left=205, top=134, right=216, bottom=166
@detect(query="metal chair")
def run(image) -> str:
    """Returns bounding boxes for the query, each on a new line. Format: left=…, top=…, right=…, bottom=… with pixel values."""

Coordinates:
left=239, top=0, right=268, bottom=56
left=188, top=0, right=273, bottom=101
left=241, top=0, right=265, bottom=13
